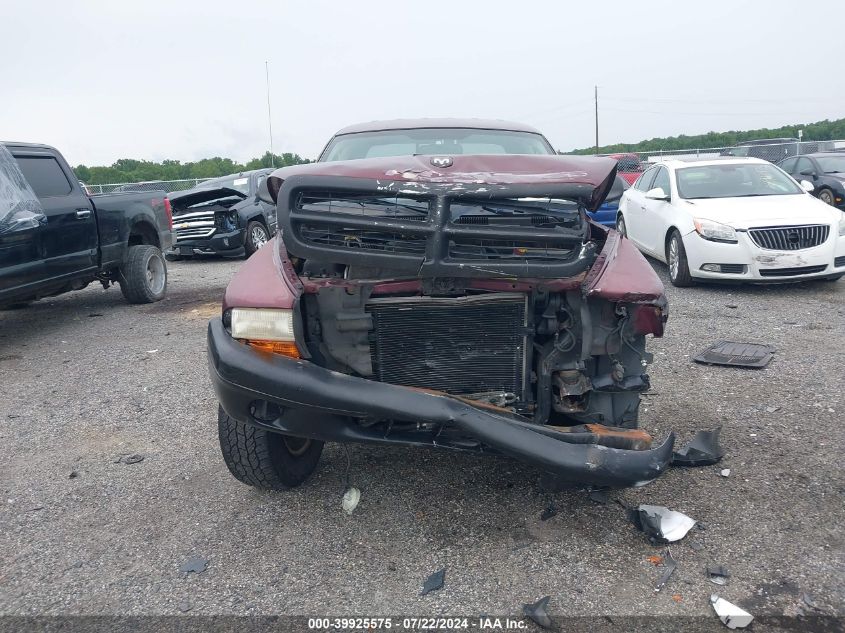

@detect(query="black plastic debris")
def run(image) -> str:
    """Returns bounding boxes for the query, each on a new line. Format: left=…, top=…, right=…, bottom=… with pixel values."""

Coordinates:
left=628, top=505, right=696, bottom=544
left=421, top=568, right=445, bottom=596
left=654, top=550, right=677, bottom=592
left=523, top=596, right=553, bottom=629
left=707, top=565, right=731, bottom=585
left=673, top=427, right=725, bottom=467
left=179, top=556, right=208, bottom=574
left=120, top=454, right=145, bottom=465
left=68, top=471, right=79, bottom=479
left=693, top=341, right=774, bottom=369
left=540, top=503, right=558, bottom=521
left=588, top=489, right=609, bottom=504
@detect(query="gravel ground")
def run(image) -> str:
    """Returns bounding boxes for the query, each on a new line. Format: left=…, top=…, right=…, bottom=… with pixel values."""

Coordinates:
left=1, top=255, right=843, bottom=628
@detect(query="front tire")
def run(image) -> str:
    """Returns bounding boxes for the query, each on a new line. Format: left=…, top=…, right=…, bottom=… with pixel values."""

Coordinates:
left=667, top=230, right=694, bottom=287
left=118, top=245, right=168, bottom=304
left=616, top=214, right=627, bottom=237
left=818, top=189, right=835, bottom=206
left=218, top=406, right=324, bottom=490
left=244, top=221, right=269, bottom=258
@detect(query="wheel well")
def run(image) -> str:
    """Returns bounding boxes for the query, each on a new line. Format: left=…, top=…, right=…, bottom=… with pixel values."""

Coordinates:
left=128, top=221, right=160, bottom=248
left=248, top=214, right=267, bottom=229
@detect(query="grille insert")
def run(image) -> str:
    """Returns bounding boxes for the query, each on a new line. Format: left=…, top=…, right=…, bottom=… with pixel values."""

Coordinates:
left=367, top=294, right=527, bottom=396
left=449, top=238, right=575, bottom=261
left=758, top=265, right=827, bottom=277
left=748, top=225, right=829, bottom=251
left=296, top=191, right=429, bottom=222
left=299, top=224, right=427, bottom=256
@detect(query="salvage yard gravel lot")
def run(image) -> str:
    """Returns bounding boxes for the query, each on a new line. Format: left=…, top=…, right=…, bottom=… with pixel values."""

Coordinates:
left=1, top=256, right=843, bottom=624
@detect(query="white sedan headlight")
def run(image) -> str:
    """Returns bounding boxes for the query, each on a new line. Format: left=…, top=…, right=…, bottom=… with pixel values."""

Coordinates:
left=230, top=308, right=299, bottom=357
left=838, top=213, right=845, bottom=236
left=694, top=218, right=738, bottom=243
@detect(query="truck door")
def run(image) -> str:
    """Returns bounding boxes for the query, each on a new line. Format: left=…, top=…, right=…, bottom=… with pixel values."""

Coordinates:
left=13, top=151, right=98, bottom=280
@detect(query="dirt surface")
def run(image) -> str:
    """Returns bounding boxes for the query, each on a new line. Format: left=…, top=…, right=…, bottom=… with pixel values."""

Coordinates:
left=1, top=255, right=843, bottom=628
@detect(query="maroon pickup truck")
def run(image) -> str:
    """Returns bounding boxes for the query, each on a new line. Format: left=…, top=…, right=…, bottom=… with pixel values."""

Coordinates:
left=207, top=119, right=672, bottom=491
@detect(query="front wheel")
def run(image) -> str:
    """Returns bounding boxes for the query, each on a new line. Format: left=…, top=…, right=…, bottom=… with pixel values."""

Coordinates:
left=244, top=221, right=269, bottom=258
left=667, top=230, right=694, bottom=287
left=818, top=189, right=835, bottom=206
left=616, top=214, right=627, bottom=237
left=118, top=245, right=168, bottom=304
left=218, top=406, right=324, bottom=490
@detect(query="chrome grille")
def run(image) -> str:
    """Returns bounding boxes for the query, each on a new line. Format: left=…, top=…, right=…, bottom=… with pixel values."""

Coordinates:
left=173, top=211, right=216, bottom=241
left=748, top=224, right=829, bottom=251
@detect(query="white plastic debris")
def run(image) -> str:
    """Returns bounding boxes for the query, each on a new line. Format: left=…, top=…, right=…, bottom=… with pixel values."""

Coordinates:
left=710, top=594, right=753, bottom=629
left=342, top=487, right=360, bottom=515
left=629, top=504, right=696, bottom=543
left=720, top=469, right=731, bottom=477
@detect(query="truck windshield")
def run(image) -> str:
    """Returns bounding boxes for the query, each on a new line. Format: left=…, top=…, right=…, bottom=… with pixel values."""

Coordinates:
left=201, top=175, right=251, bottom=194
left=676, top=163, right=803, bottom=199
left=321, top=128, right=554, bottom=161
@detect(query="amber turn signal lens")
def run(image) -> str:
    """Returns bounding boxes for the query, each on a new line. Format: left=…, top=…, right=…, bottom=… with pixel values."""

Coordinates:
left=243, top=340, right=301, bottom=358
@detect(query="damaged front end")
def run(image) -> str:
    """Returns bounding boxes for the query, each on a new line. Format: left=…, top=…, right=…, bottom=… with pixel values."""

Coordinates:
left=209, top=154, right=673, bottom=488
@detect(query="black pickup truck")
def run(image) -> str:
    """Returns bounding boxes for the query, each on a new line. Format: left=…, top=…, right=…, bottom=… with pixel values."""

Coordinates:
left=0, top=142, right=173, bottom=308
left=166, top=168, right=275, bottom=260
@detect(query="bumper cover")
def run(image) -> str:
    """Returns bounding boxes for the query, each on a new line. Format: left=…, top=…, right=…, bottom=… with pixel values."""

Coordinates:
left=207, top=318, right=674, bottom=488
left=171, top=229, right=245, bottom=257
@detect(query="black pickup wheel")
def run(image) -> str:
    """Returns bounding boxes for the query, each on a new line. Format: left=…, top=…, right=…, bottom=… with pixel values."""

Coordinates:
left=217, top=405, right=324, bottom=490
left=118, top=244, right=168, bottom=304
left=244, top=221, right=269, bottom=258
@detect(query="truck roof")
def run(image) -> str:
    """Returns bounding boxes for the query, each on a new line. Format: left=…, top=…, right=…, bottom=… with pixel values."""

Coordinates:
left=333, top=118, right=546, bottom=136
left=1, top=141, right=59, bottom=152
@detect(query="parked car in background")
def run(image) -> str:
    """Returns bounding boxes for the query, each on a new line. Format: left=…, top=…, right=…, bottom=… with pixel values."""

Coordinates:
left=208, top=118, right=675, bottom=493
left=617, top=158, right=845, bottom=286
left=1, top=142, right=173, bottom=307
left=778, top=153, right=845, bottom=209
left=721, top=138, right=836, bottom=163
left=607, top=152, right=644, bottom=185
left=165, top=169, right=275, bottom=260
left=587, top=175, right=629, bottom=226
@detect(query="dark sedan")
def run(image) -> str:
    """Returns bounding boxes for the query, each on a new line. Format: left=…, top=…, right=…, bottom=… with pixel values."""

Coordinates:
left=778, top=153, right=845, bottom=209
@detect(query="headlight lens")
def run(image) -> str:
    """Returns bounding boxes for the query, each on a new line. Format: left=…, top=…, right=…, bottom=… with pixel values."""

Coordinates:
left=839, top=213, right=845, bottom=236
left=694, top=218, right=738, bottom=243
left=230, top=308, right=299, bottom=357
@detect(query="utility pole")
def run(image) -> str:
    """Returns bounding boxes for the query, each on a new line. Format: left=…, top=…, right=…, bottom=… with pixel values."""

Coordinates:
left=265, top=61, right=275, bottom=168
left=594, top=85, right=599, bottom=155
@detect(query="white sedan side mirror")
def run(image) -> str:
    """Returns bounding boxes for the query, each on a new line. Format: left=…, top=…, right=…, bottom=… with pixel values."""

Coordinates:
left=645, top=187, right=670, bottom=201
left=799, top=179, right=815, bottom=192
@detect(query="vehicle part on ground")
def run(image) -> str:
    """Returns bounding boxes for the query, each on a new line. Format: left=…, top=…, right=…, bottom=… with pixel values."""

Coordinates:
left=341, top=487, right=360, bottom=515
left=217, top=405, right=324, bottom=490
left=710, top=594, right=753, bottom=629
left=628, top=504, right=696, bottom=543
left=672, top=427, right=725, bottom=466
left=588, top=489, right=609, bottom=504
left=707, top=565, right=731, bottom=585
left=178, top=556, right=209, bottom=574
left=693, top=341, right=775, bottom=368
left=540, top=503, right=558, bottom=521
left=522, top=596, right=553, bottom=629
left=654, top=549, right=677, bottom=592
left=420, top=568, right=445, bottom=596
left=118, top=245, right=168, bottom=304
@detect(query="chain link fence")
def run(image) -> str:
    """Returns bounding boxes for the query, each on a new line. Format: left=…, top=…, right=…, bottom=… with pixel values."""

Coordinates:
left=596, top=139, right=845, bottom=177
left=83, top=178, right=214, bottom=195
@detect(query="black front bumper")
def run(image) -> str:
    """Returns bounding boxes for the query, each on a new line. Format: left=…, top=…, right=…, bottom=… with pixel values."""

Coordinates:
left=207, top=318, right=674, bottom=488
left=170, top=229, right=245, bottom=257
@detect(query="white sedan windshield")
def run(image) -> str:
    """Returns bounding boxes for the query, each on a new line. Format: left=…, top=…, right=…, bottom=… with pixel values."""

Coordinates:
left=676, top=163, right=802, bottom=199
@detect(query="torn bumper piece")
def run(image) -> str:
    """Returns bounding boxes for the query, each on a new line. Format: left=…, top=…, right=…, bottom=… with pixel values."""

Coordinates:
left=207, top=318, right=675, bottom=488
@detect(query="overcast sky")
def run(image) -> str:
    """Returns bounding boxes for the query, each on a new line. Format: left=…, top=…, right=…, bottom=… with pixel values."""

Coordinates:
left=2, top=0, right=841, bottom=166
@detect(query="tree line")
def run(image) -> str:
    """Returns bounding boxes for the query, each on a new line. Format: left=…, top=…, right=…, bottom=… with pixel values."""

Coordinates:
left=73, top=152, right=311, bottom=185
left=568, top=117, right=845, bottom=155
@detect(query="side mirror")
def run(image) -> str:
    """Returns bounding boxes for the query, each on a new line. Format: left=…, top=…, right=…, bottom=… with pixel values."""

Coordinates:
left=257, top=178, right=274, bottom=204
left=800, top=180, right=815, bottom=192
left=799, top=169, right=816, bottom=177
left=645, top=187, right=669, bottom=201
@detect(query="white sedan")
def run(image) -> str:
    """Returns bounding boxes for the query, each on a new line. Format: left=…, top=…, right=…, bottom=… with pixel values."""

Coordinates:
left=616, top=158, right=845, bottom=286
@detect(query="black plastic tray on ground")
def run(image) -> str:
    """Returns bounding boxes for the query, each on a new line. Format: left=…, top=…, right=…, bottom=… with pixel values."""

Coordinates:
left=693, top=341, right=775, bottom=368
